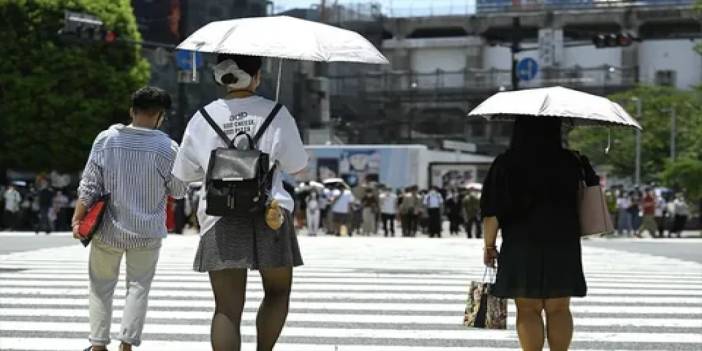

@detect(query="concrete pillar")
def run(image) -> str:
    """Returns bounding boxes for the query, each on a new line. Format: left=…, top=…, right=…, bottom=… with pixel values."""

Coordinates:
left=538, top=27, right=564, bottom=85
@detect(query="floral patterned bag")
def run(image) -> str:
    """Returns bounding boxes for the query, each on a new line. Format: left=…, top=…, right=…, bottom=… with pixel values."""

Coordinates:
left=464, top=269, right=507, bottom=329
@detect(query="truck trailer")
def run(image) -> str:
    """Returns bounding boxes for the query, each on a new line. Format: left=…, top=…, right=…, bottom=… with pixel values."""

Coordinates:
left=296, top=144, right=494, bottom=190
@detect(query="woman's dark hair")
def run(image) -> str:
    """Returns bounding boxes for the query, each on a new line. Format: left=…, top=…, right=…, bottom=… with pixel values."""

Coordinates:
left=131, top=86, right=171, bottom=115
left=509, top=116, right=563, bottom=152
left=217, top=54, right=263, bottom=78
left=495, top=115, right=581, bottom=232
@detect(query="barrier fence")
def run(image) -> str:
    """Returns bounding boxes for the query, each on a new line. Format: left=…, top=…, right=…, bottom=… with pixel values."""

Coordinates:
left=329, top=66, right=638, bottom=96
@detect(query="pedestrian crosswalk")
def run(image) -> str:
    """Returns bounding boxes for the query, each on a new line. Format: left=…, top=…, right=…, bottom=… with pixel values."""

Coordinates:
left=1, top=235, right=701, bottom=350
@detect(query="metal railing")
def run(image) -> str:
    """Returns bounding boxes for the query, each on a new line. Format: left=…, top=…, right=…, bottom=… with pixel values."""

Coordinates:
left=329, top=65, right=638, bottom=95
left=374, top=0, right=695, bottom=17
left=475, top=0, right=694, bottom=13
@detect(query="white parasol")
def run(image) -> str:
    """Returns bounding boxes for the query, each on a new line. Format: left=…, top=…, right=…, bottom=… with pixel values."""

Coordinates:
left=464, top=182, right=483, bottom=191
left=467, top=86, right=642, bottom=130
left=177, top=16, right=389, bottom=100
left=322, top=178, right=350, bottom=189
left=308, top=181, right=325, bottom=189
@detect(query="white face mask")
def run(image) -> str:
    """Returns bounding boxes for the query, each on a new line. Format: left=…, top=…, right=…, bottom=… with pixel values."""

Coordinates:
left=213, top=59, right=252, bottom=90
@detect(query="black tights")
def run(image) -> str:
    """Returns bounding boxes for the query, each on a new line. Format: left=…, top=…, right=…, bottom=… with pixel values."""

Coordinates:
left=209, top=267, right=293, bottom=351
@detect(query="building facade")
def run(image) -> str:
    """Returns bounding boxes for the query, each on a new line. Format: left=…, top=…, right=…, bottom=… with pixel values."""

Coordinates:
left=327, top=1, right=701, bottom=154
left=132, top=0, right=270, bottom=142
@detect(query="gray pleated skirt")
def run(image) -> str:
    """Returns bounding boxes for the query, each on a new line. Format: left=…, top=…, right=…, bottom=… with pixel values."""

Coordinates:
left=193, top=210, right=303, bottom=272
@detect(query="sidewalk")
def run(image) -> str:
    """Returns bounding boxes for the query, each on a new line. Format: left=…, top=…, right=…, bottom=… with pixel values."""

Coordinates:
left=594, top=230, right=701, bottom=240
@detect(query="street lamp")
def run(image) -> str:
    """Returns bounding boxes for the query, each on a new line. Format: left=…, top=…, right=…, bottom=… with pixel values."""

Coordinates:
left=631, top=97, right=642, bottom=185
left=661, top=106, right=677, bottom=161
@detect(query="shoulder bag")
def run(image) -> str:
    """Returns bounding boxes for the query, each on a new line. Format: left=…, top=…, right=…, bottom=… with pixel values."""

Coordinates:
left=572, top=152, right=615, bottom=236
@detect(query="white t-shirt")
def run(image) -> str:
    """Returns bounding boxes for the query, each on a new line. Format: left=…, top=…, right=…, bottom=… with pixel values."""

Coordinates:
left=655, top=198, right=666, bottom=217
left=4, top=189, right=21, bottom=213
left=424, top=191, right=443, bottom=209
left=379, top=192, right=398, bottom=214
left=673, top=199, right=690, bottom=216
left=616, top=197, right=630, bottom=210
left=307, top=196, right=320, bottom=212
left=172, top=96, right=308, bottom=235
left=331, top=189, right=355, bottom=214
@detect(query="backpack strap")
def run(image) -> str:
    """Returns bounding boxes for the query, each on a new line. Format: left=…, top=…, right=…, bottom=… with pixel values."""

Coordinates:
left=200, top=107, right=235, bottom=148
left=253, top=103, right=283, bottom=146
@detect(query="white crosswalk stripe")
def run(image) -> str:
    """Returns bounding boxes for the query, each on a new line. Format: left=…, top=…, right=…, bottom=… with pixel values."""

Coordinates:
left=1, top=235, right=701, bottom=350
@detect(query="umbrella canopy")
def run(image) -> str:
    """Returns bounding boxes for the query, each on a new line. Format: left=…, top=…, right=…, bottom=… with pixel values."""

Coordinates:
left=468, top=86, right=642, bottom=130
left=177, top=16, right=389, bottom=64
left=308, top=181, right=325, bottom=189
left=464, top=182, right=483, bottom=191
left=322, top=178, right=350, bottom=189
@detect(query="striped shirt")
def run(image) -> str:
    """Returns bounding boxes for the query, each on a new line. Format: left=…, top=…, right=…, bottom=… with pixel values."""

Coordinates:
left=78, top=124, right=187, bottom=249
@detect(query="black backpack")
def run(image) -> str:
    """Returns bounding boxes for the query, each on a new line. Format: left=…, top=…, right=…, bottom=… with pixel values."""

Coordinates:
left=200, top=104, right=283, bottom=216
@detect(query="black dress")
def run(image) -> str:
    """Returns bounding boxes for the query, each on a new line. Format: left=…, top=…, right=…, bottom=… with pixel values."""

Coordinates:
left=480, top=149, right=597, bottom=299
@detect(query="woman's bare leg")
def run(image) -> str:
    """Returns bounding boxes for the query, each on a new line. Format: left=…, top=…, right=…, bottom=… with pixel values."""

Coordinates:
left=515, top=298, right=545, bottom=351
left=544, top=297, right=573, bottom=351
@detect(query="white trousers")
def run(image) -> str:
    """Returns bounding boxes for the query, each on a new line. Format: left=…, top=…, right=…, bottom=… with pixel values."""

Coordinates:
left=307, top=209, right=320, bottom=235
left=89, top=238, right=160, bottom=347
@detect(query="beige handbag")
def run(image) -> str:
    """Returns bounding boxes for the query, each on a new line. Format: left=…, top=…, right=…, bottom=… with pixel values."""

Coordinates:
left=578, top=182, right=615, bottom=236
left=573, top=150, right=615, bottom=236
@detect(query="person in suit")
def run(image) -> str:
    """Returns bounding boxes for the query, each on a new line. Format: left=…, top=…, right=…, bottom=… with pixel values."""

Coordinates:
left=424, top=186, right=444, bottom=238
left=481, top=116, right=596, bottom=351
left=445, top=189, right=463, bottom=235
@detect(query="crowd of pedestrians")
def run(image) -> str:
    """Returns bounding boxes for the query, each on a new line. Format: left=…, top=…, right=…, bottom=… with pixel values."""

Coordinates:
left=294, top=182, right=486, bottom=238
left=607, top=186, right=691, bottom=238
left=2, top=180, right=696, bottom=240
left=0, top=180, right=78, bottom=233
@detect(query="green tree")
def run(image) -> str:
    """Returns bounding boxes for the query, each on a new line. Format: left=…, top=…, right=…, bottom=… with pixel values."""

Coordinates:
left=661, top=157, right=702, bottom=201
left=0, top=0, right=150, bottom=172
left=569, top=85, right=702, bottom=183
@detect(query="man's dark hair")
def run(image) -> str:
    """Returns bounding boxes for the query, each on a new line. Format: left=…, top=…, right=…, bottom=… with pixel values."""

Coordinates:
left=131, top=86, right=171, bottom=115
left=217, top=54, right=263, bottom=78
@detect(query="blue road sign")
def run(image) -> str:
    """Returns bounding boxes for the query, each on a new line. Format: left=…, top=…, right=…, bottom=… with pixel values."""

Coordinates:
left=175, top=50, right=203, bottom=70
left=517, top=58, right=539, bottom=81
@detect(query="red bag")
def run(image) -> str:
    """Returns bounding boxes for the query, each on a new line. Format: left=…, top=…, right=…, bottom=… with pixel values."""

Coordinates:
left=78, top=194, right=110, bottom=247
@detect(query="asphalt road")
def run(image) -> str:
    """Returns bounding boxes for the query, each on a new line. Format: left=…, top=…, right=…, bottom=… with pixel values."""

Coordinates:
left=1, top=232, right=701, bottom=350
left=0, top=233, right=75, bottom=255
left=1, top=234, right=701, bottom=350
left=584, top=238, right=702, bottom=264
left=2, top=231, right=700, bottom=263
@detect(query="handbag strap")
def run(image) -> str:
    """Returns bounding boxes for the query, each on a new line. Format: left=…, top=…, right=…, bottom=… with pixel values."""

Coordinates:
left=569, top=150, right=586, bottom=181
left=569, top=151, right=589, bottom=189
left=482, top=266, right=497, bottom=284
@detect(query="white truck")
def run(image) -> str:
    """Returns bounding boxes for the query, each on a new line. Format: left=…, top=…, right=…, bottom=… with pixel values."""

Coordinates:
left=296, top=144, right=494, bottom=190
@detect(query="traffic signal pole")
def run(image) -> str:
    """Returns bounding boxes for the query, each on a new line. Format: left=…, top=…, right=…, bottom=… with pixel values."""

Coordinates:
left=511, top=17, right=521, bottom=91
left=175, top=0, right=189, bottom=143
